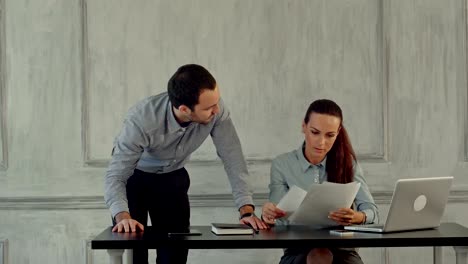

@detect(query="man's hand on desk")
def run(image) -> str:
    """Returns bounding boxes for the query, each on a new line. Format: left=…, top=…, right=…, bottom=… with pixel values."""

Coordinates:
left=238, top=205, right=269, bottom=231
left=112, top=211, right=145, bottom=233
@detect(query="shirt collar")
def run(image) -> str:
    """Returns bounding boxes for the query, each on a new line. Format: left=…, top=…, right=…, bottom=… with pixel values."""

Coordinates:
left=296, top=143, right=327, bottom=172
left=166, top=101, right=187, bottom=133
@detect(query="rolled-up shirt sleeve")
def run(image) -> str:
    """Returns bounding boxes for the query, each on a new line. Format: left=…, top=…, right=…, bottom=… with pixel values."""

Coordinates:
left=268, top=158, right=290, bottom=226
left=104, top=117, right=148, bottom=218
left=210, top=99, right=253, bottom=209
left=353, top=162, right=380, bottom=224
left=269, top=158, right=289, bottom=205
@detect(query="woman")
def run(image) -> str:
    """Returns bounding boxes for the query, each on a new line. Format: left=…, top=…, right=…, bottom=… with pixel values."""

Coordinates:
left=262, top=99, right=379, bottom=264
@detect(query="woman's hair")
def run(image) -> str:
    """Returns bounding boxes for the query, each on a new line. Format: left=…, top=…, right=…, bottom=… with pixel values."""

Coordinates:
left=304, top=99, right=356, bottom=184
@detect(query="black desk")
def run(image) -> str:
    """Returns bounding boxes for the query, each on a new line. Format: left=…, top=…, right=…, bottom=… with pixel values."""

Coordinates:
left=92, top=223, right=468, bottom=264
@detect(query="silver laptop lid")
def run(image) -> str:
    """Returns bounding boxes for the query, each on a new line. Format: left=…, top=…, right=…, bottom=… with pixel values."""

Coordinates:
left=383, top=176, right=453, bottom=232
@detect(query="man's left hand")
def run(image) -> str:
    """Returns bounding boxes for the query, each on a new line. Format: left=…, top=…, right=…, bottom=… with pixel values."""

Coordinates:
left=238, top=205, right=269, bottom=230
left=239, top=214, right=269, bottom=230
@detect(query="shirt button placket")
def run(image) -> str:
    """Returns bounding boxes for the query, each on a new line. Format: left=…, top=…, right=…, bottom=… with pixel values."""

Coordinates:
left=175, top=129, right=184, bottom=161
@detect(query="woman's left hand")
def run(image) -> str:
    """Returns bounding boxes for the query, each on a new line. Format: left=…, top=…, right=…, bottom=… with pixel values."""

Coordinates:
left=328, top=208, right=365, bottom=226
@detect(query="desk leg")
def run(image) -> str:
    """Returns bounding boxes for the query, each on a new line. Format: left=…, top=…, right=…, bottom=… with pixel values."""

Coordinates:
left=453, top=246, right=468, bottom=264
left=107, top=249, right=124, bottom=264
left=126, top=249, right=133, bottom=264
left=433, top=247, right=443, bottom=264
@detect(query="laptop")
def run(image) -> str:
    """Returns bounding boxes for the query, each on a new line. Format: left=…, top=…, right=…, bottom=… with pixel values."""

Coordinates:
left=344, top=176, right=453, bottom=233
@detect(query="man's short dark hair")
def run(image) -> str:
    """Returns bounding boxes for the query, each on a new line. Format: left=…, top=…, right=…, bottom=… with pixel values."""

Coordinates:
left=167, top=64, right=217, bottom=110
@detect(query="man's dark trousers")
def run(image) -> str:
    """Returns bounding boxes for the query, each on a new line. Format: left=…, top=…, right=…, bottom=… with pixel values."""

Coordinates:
left=124, top=168, right=191, bottom=264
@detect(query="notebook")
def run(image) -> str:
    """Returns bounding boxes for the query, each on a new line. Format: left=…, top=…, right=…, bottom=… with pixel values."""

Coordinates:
left=211, top=223, right=254, bottom=235
left=345, top=176, right=453, bottom=233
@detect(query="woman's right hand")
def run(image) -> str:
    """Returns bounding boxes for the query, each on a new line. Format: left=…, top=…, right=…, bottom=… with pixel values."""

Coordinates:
left=261, top=202, right=286, bottom=225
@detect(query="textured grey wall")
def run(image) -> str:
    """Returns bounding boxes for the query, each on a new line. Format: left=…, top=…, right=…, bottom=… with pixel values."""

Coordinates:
left=84, top=0, right=384, bottom=163
left=0, top=0, right=467, bottom=263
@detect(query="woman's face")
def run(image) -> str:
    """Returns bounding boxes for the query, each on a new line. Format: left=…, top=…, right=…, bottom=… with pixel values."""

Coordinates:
left=302, top=112, right=341, bottom=164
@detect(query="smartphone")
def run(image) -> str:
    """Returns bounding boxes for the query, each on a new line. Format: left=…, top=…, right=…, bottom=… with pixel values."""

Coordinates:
left=329, top=230, right=354, bottom=236
left=167, top=229, right=202, bottom=237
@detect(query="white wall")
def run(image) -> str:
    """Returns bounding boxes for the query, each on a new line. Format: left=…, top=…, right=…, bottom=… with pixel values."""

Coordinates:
left=0, top=0, right=467, bottom=263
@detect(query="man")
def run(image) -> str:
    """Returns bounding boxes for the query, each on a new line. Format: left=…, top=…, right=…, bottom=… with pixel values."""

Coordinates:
left=104, top=64, right=266, bottom=264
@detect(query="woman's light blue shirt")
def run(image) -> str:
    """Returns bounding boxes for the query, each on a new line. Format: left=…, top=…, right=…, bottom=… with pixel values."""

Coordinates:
left=269, top=144, right=379, bottom=225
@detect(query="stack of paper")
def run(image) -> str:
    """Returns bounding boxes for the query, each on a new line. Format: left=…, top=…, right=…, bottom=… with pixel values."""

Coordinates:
left=277, top=182, right=361, bottom=228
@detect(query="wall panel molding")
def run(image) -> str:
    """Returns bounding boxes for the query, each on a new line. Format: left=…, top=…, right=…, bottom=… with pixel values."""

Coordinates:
left=0, top=239, right=7, bottom=264
left=80, top=0, right=91, bottom=167
left=1, top=190, right=468, bottom=210
left=84, top=154, right=390, bottom=169
left=80, top=0, right=390, bottom=167
left=465, top=0, right=468, bottom=161
left=0, top=0, right=7, bottom=170
left=84, top=239, right=92, bottom=264
left=380, top=0, right=389, bottom=163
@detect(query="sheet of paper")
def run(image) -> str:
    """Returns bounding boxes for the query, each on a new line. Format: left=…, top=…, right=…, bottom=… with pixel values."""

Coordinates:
left=276, top=185, right=307, bottom=217
left=289, top=182, right=361, bottom=228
